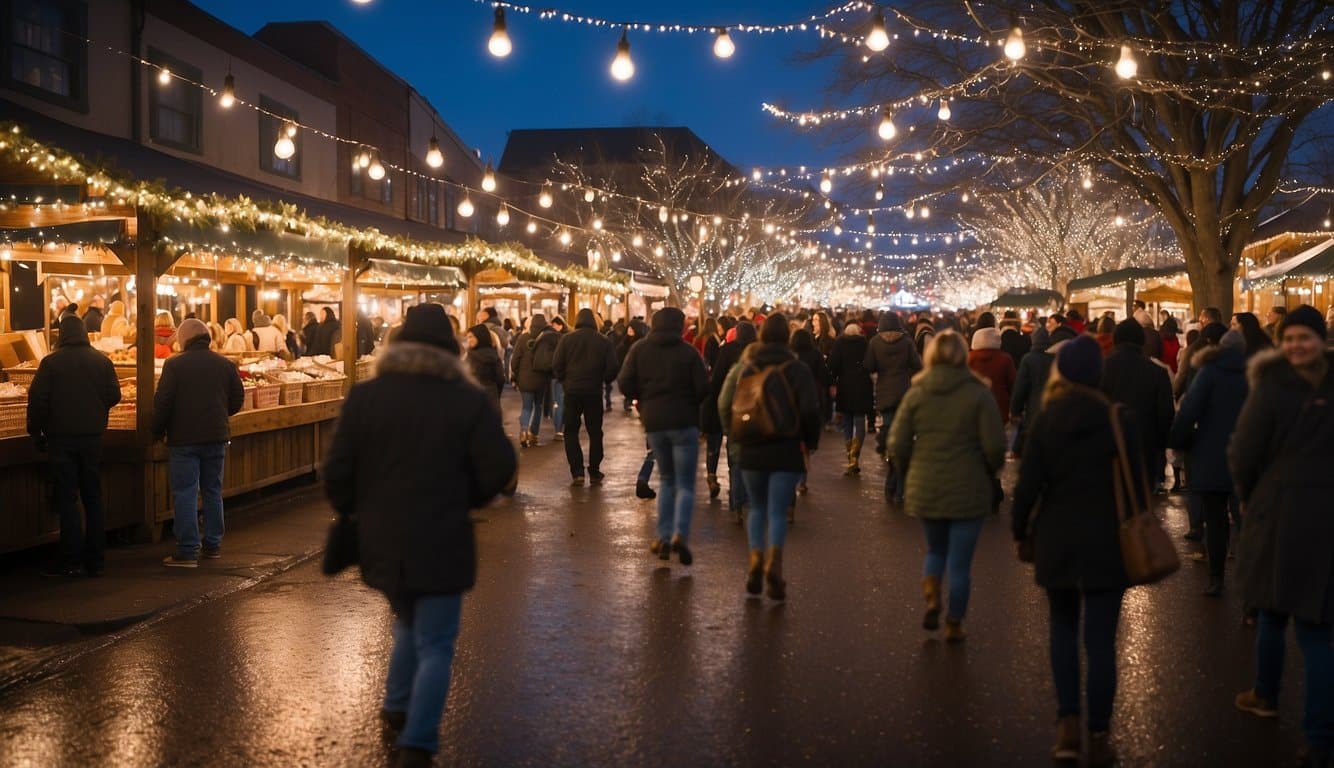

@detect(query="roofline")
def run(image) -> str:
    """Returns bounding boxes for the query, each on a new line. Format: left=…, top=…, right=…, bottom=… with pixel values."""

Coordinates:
left=255, top=20, right=413, bottom=92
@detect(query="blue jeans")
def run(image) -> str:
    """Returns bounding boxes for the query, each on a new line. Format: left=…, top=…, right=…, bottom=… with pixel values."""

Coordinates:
left=646, top=427, right=699, bottom=542
left=742, top=470, right=801, bottom=550
left=384, top=593, right=463, bottom=754
left=1048, top=588, right=1124, bottom=733
left=1256, top=611, right=1333, bottom=750
left=921, top=517, right=985, bottom=621
left=841, top=411, right=868, bottom=442
left=519, top=390, right=545, bottom=436
left=169, top=442, right=227, bottom=559
left=551, top=380, right=565, bottom=432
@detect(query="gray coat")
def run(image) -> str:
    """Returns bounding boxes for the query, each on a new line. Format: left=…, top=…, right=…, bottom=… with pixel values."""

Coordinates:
left=864, top=330, right=921, bottom=411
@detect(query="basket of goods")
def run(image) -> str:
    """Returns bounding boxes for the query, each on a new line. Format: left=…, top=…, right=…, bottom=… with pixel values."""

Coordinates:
left=107, top=404, right=137, bottom=431
left=264, top=370, right=311, bottom=405
left=302, top=375, right=345, bottom=403
left=3, top=361, right=39, bottom=388
left=0, top=381, right=25, bottom=403
left=238, top=379, right=260, bottom=411
left=0, top=403, right=24, bottom=438
left=252, top=383, right=281, bottom=409
left=355, top=356, right=377, bottom=381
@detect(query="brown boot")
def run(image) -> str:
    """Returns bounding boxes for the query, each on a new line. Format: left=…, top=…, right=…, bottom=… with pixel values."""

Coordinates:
left=944, top=618, right=967, bottom=642
left=745, top=550, right=764, bottom=595
left=707, top=473, right=721, bottom=499
left=844, top=440, right=858, bottom=476
left=764, top=546, right=786, bottom=600
left=922, top=577, right=941, bottom=630
left=1051, top=715, right=1080, bottom=760
left=850, top=436, right=863, bottom=474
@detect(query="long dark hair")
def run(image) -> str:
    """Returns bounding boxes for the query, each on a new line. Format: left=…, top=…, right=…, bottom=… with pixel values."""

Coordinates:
left=1231, top=312, right=1272, bottom=357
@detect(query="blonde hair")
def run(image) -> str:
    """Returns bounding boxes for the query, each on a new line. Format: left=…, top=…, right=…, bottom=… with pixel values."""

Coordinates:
left=224, top=317, right=242, bottom=336
left=843, top=323, right=862, bottom=336
left=271, top=314, right=289, bottom=335
left=154, top=310, right=175, bottom=329
left=923, top=329, right=968, bottom=370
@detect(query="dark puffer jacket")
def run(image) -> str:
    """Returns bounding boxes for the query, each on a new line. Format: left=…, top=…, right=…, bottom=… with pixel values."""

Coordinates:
left=864, top=323, right=922, bottom=412
left=510, top=315, right=560, bottom=394
left=1011, top=326, right=1078, bottom=426
left=701, top=321, right=755, bottom=435
left=617, top=308, right=709, bottom=433
left=152, top=335, right=245, bottom=445
left=323, top=342, right=516, bottom=598
left=27, top=314, right=121, bottom=439
left=1228, top=349, right=1334, bottom=624
left=553, top=308, right=618, bottom=396
left=1099, top=343, right=1174, bottom=480
left=828, top=332, right=874, bottom=414
left=717, top=342, right=822, bottom=472
left=1167, top=342, right=1248, bottom=493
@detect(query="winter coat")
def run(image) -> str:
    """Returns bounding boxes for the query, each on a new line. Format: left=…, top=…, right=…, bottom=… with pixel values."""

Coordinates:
left=311, top=317, right=340, bottom=357
left=1011, top=382, right=1141, bottom=590
left=82, top=305, right=104, bottom=334
left=223, top=332, right=251, bottom=354
left=617, top=313, right=709, bottom=433
left=323, top=342, right=516, bottom=599
left=251, top=324, right=286, bottom=355
left=914, top=324, right=935, bottom=357
left=1100, top=343, right=1174, bottom=474
left=1011, top=327, right=1078, bottom=425
left=828, top=333, right=874, bottom=414
left=510, top=317, right=559, bottom=394
left=27, top=316, right=121, bottom=439
left=301, top=320, right=320, bottom=356
left=152, top=335, right=245, bottom=445
left=717, top=342, right=822, bottom=473
left=702, top=335, right=721, bottom=372
left=553, top=309, right=618, bottom=396
left=968, top=349, right=1017, bottom=423
left=864, top=330, right=922, bottom=412
left=1167, top=344, right=1248, bottom=493
left=1161, top=334, right=1182, bottom=374
left=1228, top=349, right=1334, bottom=624
left=791, top=336, right=830, bottom=393
left=153, top=326, right=175, bottom=359
left=889, top=364, right=1006, bottom=520
left=354, top=317, right=376, bottom=358
left=701, top=323, right=755, bottom=435
left=466, top=345, right=505, bottom=408
left=1143, top=327, right=1163, bottom=362
left=1174, top=337, right=1207, bottom=400
left=1000, top=328, right=1031, bottom=369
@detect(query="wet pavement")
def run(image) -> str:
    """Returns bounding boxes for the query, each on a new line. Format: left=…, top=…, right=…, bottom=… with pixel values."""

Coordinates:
left=0, top=392, right=1312, bottom=766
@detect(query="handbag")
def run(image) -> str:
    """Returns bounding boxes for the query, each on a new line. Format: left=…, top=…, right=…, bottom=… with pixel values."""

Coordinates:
left=1109, top=404, right=1180, bottom=585
left=321, top=514, right=359, bottom=575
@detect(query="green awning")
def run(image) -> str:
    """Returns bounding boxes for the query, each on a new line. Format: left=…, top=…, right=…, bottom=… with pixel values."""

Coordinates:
left=1, top=219, right=125, bottom=245
left=158, top=218, right=348, bottom=268
left=1066, top=264, right=1186, bottom=293
left=1244, top=238, right=1334, bottom=288
left=989, top=288, right=1064, bottom=309
left=360, top=258, right=465, bottom=287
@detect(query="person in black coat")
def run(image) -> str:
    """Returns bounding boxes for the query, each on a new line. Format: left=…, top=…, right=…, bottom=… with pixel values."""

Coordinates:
left=509, top=314, right=559, bottom=446
left=553, top=308, right=619, bottom=484
left=706, top=321, right=756, bottom=512
left=790, top=329, right=830, bottom=492
left=864, top=312, right=923, bottom=465
left=1011, top=336, right=1144, bottom=765
left=465, top=324, right=505, bottom=410
left=311, top=307, right=341, bottom=357
left=1099, top=319, right=1174, bottom=492
left=323, top=303, right=515, bottom=765
left=616, top=318, right=649, bottom=413
left=828, top=324, right=875, bottom=475
left=301, top=311, right=319, bottom=356
left=1168, top=329, right=1247, bottom=595
left=26, top=314, right=121, bottom=576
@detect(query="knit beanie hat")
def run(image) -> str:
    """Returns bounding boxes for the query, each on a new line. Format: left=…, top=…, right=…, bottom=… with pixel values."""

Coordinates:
left=177, top=318, right=210, bottom=346
left=1220, top=329, right=1246, bottom=352
left=397, top=303, right=460, bottom=354
left=970, top=327, right=1002, bottom=351
left=878, top=312, right=904, bottom=333
left=1200, top=322, right=1227, bottom=346
left=1278, top=304, right=1327, bottom=341
left=1112, top=318, right=1146, bottom=346
left=1056, top=335, right=1103, bottom=387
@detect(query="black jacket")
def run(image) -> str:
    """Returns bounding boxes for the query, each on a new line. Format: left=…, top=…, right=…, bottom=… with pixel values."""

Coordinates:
left=466, top=345, right=505, bottom=407
left=701, top=322, right=755, bottom=435
left=828, top=333, right=874, bottom=414
left=1167, top=343, right=1248, bottom=493
left=510, top=317, right=559, bottom=394
left=1011, top=327, right=1078, bottom=424
left=1100, top=343, right=1174, bottom=465
left=553, top=309, right=618, bottom=395
left=82, top=306, right=104, bottom=334
left=718, top=342, right=822, bottom=472
left=152, top=336, right=245, bottom=445
left=1011, top=383, right=1144, bottom=590
left=617, top=312, right=709, bottom=433
left=863, top=330, right=921, bottom=411
left=1229, top=349, right=1334, bottom=623
left=301, top=320, right=319, bottom=356
left=324, top=343, right=516, bottom=598
left=1000, top=328, right=1030, bottom=369
left=311, top=317, right=341, bottom=357
left=27, top=315, right=121, bottom=439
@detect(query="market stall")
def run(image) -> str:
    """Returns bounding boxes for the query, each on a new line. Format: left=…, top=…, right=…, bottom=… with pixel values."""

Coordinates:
left=1066, top=264, right=1187, bottom=320
left=1242, top=237, right=1334, bottom=316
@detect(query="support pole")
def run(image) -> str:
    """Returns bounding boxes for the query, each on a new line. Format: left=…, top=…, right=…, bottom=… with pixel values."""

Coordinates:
left=133, top=209, right=160, bottom=542
left=342, top=247, right=364, bottom=387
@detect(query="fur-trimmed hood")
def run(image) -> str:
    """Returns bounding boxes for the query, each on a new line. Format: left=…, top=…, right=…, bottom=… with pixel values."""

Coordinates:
left=376, top=342, right=477, bottom=386
left=1245, top=347, right=1334, bottom=391
left=1193, top=342, right=1246, bottom=371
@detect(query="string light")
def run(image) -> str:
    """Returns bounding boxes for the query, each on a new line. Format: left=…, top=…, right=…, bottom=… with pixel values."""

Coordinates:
left=558, top=228, right=573, bottom=246
left=496, top=203, right=510, bottom=227
left=219, top=73, right=235, bottom=108
left=875, top=183, right=884, bottom=201
left=457, top=194, right=475, bottom=218
left=865, top=9, right=890, bottom=52
left=658, top=205, right=670, bottom=223
left=273, top=122, right=296, bottom=160
left=583, top=188, right=596, bottom=203
left=610, top=30, right=635, bottom=82
left=866, top=212, right=875, bottom=234
left=539, top=183, right=554, bottom=208
left=157, top=67, right=172, bottom=86
left=1115, top=44, right=1139, bottom=79
left=937, top=99, right=951, bottom=121
left=819, top=173, right=832, bottom=194
left=877, top=109, right=897, bottom=140
left=481, top=162, right=497, bottom=192
left=368, top=152, right=386, bottom=181
left=426, top=137, right=444, bottom=168
left=713, top=28, right=735, bottom=59
left=1003, top=26, right=1026, bottom=61
left=488, top=7, right=513, bottom=58
left=526, top=219, right=538, bottom=233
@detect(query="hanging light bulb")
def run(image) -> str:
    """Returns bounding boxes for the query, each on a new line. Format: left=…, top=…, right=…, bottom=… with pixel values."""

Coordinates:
left=632, top=233, right=644, bottom=248
left=496, top=204, right=510, bottom=227
left=877, top=109, right=897, bottom=141
left=1113, top=204, right=1125, bottom=227
left=865, top=9, right=890, bottom=52
left=937, top=99, right=951, bottom=121
left=157, top=67, right=172, bottom=86
left=538, top=183, right=553, bottom=208
left=426, top=136, right=444, bottom=168
left=875, top=183, right=884, bottom=201
left=558, top=228, right=572, bottom=246
left=488, top=7, right=512, bottom=58
left=592, top=216, right=604, bottom=230
left=457, top=194, right=475, bottom=218
left=526, top=219, right=538, bottom=234
left=1004, top=26, right=1026, bottom=61
left=819, top=173, right=832, bottom=194
left=481, top=162, right=497, bottom=192
left=920, top=205, right=931, bottom=219
left=1082, top=175, right=1093, bottom=190
left=219, top=73, right=235, bottom=108
left=357, top=147, right=371, bottom=169
left=1115, top=44, right=1138, bottom=79
left=610, top=30, right=635, bottom=82
left=273, top=123, right=296, bottom=160
left=961, top=191, right=971, bottom=203
left=611, top=251, right=622, bottom=263
left=905, top=204, right=916, bottom=219
left=659, top=205, right=670, bottom=223
left=713, top=28, right=735, bottom=59
left=583, top=188, right=595, bottom=203
left=1323, top=69, right=1332, bottom=81
left=368, top=153, right=386, bottom=181
left=867, top=213, right=876, bottom=234
left=833, top=224, right=843, bottom=236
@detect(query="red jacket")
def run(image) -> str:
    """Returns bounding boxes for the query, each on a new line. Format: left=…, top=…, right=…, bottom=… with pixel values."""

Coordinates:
left=968, top=349, right=1017, bottom=422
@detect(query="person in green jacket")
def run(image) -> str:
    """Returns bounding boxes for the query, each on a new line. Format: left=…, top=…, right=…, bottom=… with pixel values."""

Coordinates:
left=889, top=330, right=1006, bottom=641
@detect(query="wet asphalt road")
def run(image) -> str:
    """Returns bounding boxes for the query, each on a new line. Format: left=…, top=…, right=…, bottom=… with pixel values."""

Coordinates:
left=0, top=395, right=1313, bottom=767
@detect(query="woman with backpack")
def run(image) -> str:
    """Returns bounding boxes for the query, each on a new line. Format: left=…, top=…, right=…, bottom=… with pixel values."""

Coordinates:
left=889, top=331, right=1005, bottom=641
left=718, top=314, right=821, bottom=600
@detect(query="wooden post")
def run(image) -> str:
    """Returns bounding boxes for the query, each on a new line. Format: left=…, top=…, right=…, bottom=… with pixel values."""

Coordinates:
left=464, top=263, right=480, bottom=327
left=342, top=246, right=364, bottom=387
left=1124, top=279, right=1134, bottom=321
left=133, top=209, right=160, bottom=542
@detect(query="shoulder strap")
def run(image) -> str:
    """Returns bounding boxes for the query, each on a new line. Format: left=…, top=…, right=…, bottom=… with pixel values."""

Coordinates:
left=1108, top=403, right=1150, bottom=522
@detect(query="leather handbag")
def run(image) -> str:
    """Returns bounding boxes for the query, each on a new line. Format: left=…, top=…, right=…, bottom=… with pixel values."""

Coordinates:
left=321, top=514, right=359, bottom=575
left=1109, top=405, right=1180, bottom=585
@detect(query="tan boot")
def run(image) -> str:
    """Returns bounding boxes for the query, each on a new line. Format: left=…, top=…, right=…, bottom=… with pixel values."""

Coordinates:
left=844, top=440, right=857, bottom=476
left=745, top=550, right=764, bottom=595
left=850, top=436, right=863, bottom=474
left=922, top=576, right=941, bottom=630
left=1051, top=715, right=1080, bottom=760
left=764, top=546, right=786, bottom=600
left=944, top=618, right=967, bottom=642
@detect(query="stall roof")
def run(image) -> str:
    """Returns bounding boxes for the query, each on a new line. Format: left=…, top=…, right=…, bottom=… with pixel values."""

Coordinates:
left=1245, top=238, right=1334, bottom=286
left=988, top=288, right=1064, bottom=309
left=1065, top=264, right=1186, bottom=293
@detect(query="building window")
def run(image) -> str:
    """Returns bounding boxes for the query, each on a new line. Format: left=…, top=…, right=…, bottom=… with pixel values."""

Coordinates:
left=6, top=0, right=87, bottom=109
left=147, top=48, right=201, bottom=153
left=380, top=174, right=392, bottom=205
left=414, top=177, right=439, bottom=225
left=350, top=158, right=363, bottom=197
left=258, top=95, right=300, bottom=179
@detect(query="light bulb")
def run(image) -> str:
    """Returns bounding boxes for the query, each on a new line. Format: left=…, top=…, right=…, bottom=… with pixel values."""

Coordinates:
left=1115, top=214, right=1125, bottom=227
left=368, top=158, right=386, bottom=181
left=612, top=251, right=622, bottom=262
left=558, top=229, right=572, bottom=246
left=426, top=137, right=443, bottom=168
left=920, top=206, right=931, bottom=219
left=1082, top=176, right=1093, bottom=190
left=538, top=184, right=553, bottom=208
left=819, top=174, right=832, bottom=194
left=285, top=122, right=297, bottom=138
left=357, top=148, right=371, bottom=168
left=905, top=205, right=916, bottom=219
left=631, top=233, right=643, bottom=247
left=654, top=245, right=664, bottom=257
left=496, top=204, right=510, bottom=227
left=937, top=100, right=951, bottom=120
left=865, top=10, right=890, bottom=52
left=833, top=224, right=843, bottom=236
left=488, top=8, right=512, bottom=58
left=659, top=206, right=669, bottom=223
left=867, top=213, right=876, bottom=234
left=273, top=134, right=295, bottom=160
left=875, top=183, right=884, bottom=201
left=1004, top=26, right=1026, bottom=61
left=610, top=31, right=635, bottom=82
left=157, top=67, right=171, bottom=85
left=961, top=191, right=970, bottom=203
left=878, top=109, right=897, bottom=140
left=219, top=73, right=235, bottom=108
left=1115, top=44, right=1138, bottom=79
left=583, top=188, right=595, bottom=203
left=1323, top=69, right=1332, bottom=81
left=457, top=195, right=475, bottom=218
left=481, top=163, right=497, bottom=192
left=526, top=219, right=537, bottom=233
left=592, top=217, right=603, bottom=230
left=713, top=28, right=735, bottom=59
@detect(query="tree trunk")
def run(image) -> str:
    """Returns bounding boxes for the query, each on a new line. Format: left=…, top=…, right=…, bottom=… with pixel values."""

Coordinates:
left=1181, top=234, right=1240, bottom=318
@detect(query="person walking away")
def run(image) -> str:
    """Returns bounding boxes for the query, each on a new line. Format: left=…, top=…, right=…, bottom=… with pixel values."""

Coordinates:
left=789, top=329, right=830, bottom=490
left=1010, top=335, right=1143, bottom=766
left=1099, top=319, right=1174, bottom=493
left=82, top=295, right=105, bottom=334
left=1168, top=330, right=1247, bottom=596
left=865, top=312, right=922, bottom=501
left=465, top=324, right=505, bottom=411
left=709, top=320, right=756, bottom=517
left=718, top=314, right=821, bottom=599
left=323, top=303, right=516, bottom=768
left=828, top=323, right=874, bottom=476
left=509, top=314, right=558, bottom=447
left=552, top=309, right=618, bottom=485
left=968, top=327, right=1017, bottom=423
left=617, top=319, right=649, bottom=413
left=1175, top=307, right=1225, bottom=399
left=26, top=313, right=121, bottom=576
left=250, top=310, right=286, bottom=356
left=1174, top=322, right=1228, bottom=539
left=477, top=306, right=510, bottom=358
left=1159, top=316, right=1182, bottom=374
left=153, top=319, right=244, bottom=567
left=548, top=316, right=568, bottom=439
left=1228, top=305, right=1334, bottom=767
left=617, top=307, right=709, bottom=565
left=889, top=331, right=1005, bottom=641
left=1010, top=323, right=1078, bottom=456
left=1000, top=311, right=1031, bottom=368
